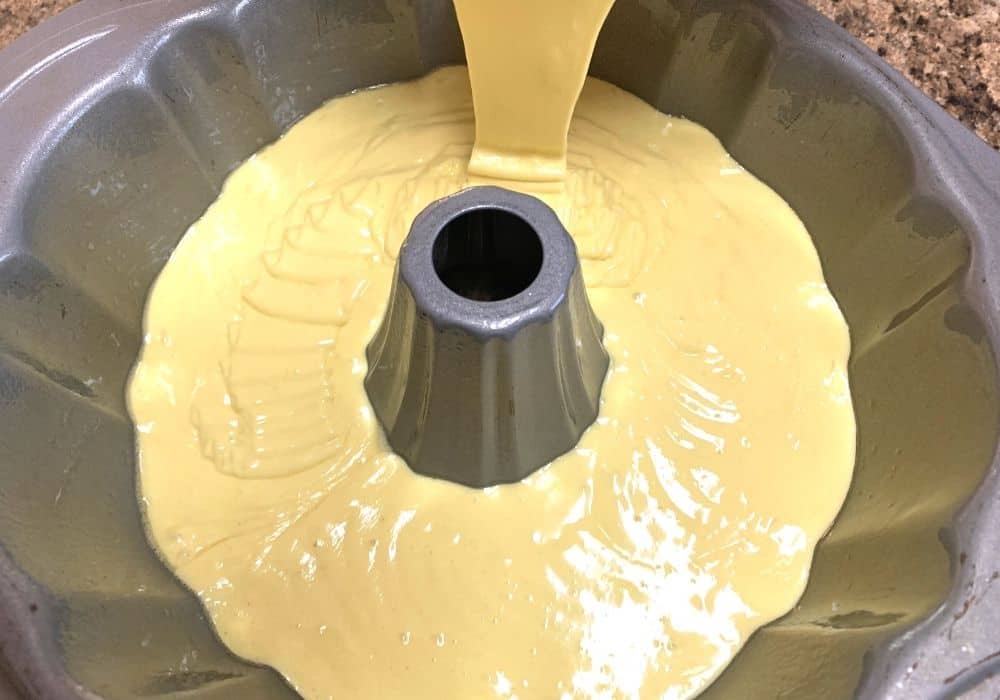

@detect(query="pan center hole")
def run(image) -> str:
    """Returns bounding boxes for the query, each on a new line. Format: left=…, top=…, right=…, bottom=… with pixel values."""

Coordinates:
left=432, top=208, right=543, bottom=302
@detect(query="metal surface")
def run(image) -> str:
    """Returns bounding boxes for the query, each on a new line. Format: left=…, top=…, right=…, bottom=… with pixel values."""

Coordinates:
left=365, top=187, right=608, bottom=487
left=0, top=0, right=998, bottom=698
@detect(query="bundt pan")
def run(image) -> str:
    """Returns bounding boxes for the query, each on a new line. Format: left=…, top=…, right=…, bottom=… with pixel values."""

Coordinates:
left=0, top=0, right=998, bottom=698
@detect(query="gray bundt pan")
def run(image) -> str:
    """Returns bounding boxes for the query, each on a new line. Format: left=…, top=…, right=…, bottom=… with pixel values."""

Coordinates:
left=0, top=0, right=998, bottom=698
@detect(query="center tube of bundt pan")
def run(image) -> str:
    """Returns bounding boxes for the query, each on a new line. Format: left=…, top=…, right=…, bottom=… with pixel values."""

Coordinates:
left=364, top=187, right=609, bottom=487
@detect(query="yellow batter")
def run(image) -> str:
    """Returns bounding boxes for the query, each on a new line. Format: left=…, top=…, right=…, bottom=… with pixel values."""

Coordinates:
left=455, top=0, right=615, bottom=184
left=128, top=7, right=855, bottom=699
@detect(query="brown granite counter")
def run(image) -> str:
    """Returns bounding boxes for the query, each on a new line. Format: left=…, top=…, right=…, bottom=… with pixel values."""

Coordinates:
left=1, top=0, right=998, bottom=148
left=813, top=0, right=999, bottom=149
left=0, top=0, right=74, bottom=49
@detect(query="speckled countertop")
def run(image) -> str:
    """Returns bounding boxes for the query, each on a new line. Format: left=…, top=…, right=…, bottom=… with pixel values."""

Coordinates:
left=1, top=0, right=998, bottom=148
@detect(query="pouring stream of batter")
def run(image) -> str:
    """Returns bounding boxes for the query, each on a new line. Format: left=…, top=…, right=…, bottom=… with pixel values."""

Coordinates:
left=455, top=0, right=615, bottom=184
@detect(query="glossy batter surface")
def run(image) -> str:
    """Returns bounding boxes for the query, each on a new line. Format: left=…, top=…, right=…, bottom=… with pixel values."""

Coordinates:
left=128, top=66, right=855, bottom=699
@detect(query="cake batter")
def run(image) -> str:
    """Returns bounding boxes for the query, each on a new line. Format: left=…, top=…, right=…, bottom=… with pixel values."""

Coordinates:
left=455, top=0, right=615, bottom=185
left=128, top=5, right=856, bottom=699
